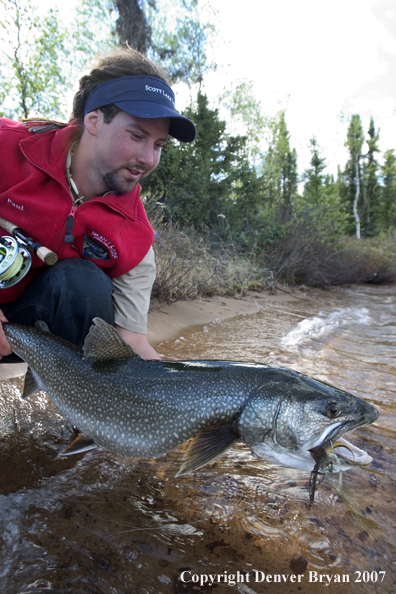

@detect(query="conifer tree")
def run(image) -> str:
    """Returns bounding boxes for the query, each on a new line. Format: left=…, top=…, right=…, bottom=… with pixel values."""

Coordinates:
left=226, top=156, right=264, bottom=245
left=142, top=92, right=245, bottom=229
left=262, top=111, right=298, bottom=224
left=303, top=137, right=327, bottom=206
left=362, top=117, right=380, bottom=236
left=378, top=150, right=396, bottom=232
left=300, top=138, right=346, bottom=238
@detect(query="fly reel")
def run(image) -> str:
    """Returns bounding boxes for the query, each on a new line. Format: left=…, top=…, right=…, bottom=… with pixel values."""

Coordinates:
left=0, top=236, right=32, bottom=288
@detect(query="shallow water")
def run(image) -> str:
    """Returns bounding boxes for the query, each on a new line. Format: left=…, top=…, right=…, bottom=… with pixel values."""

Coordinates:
left=0, top=285, right=395, bottom=593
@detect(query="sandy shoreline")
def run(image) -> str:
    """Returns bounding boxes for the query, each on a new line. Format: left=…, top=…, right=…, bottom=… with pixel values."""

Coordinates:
left=147, top=287, right=310, bottom=347
left=0, top=287, right=310, bottom=380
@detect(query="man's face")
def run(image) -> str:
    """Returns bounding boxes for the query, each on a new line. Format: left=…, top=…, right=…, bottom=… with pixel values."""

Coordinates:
left=90, top=110, right=170, bottom=195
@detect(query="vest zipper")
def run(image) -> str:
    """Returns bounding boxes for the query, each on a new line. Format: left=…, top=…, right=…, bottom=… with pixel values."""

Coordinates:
left=65, top=206, right=77, bottom=244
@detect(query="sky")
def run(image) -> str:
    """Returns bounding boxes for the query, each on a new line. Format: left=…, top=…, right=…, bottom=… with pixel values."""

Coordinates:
left=7, top=0, right=396, bottom=177
left=200, top=0, right=396, bottom=176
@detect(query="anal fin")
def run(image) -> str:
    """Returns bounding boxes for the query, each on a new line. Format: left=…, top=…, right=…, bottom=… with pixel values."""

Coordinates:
left=60, top=434, right=98, bottom=456
left=176, top=424, right=240, bottom=477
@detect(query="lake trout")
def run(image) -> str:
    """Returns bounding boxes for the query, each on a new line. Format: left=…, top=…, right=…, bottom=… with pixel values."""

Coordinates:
left=2, top=319, right=378, bottom=482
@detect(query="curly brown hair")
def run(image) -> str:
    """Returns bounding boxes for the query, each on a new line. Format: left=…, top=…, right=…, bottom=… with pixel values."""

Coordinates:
left=72, top=46, right=170, bottom=129
left=22, top=47, right=170, bottom=134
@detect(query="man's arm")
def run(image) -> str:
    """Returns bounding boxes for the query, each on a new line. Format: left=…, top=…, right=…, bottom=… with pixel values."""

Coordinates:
left=112, top=246, right=159, bottom=359
left=115, top=324, right=160, bottom=360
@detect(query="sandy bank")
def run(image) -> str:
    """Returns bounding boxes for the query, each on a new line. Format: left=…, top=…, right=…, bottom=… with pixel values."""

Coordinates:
left=147, top=288, right=309, bottom=347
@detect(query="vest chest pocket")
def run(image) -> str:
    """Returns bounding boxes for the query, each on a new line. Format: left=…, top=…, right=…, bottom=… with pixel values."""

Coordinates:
left=82, top=234, right=111, bottom=261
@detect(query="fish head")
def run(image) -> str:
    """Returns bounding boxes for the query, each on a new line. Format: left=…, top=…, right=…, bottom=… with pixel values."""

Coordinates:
left=236, top=369, right=378, bottom=472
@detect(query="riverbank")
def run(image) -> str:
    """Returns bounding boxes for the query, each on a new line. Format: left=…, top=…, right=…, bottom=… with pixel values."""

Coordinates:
left=147, top=286, right=311, bottom=347
left=0, top=287, right=311, bottom=380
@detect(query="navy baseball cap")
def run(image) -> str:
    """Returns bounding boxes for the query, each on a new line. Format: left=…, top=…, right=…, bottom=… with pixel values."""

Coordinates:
left=84, top=75, right=196, bottom=143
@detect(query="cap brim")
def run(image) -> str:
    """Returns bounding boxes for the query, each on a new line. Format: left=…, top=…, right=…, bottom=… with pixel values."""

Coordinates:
left=114, top=100, right=196, bottom=143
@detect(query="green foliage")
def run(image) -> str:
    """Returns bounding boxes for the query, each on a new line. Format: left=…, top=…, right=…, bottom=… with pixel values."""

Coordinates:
left=143, top=92, right=246, bottom=229
left=377, top=150, right=396, bottom=231
left=299, top=137, right=348, bottom=238
left=107, top=0, right=216, bottom=86
left=0, top=0, right=70, bottom=119
left=339, top=115, right=396, bottom=239
left=225, top=157, right=265, bottom=244
left=362, top=116, right=380, bottom=236
left=221, top=80, right=268, bottom=162
left=72, top=0, right=117, bottom=62
left=302, top=137, right=327, bottom=206
left=154, top=4, right=216, bottom=85
left=341, top=114, right=365, bottom=237
left=261, top=111, right=298, bottom=223
left=346, top=114, right=364, bottom=156
left=0, top=0, right=395, bottom=291
left=265, top=211, right=396, bottom=287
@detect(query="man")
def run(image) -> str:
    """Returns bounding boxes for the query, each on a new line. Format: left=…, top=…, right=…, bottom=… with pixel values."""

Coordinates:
left=0, top=47, right=196, bottom=361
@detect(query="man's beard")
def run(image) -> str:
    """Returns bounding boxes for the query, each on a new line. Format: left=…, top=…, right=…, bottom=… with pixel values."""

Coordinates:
left=103, top=165, right=148, bottom=195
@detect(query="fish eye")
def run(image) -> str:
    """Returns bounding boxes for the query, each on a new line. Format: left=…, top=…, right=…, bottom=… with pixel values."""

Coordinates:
left=327, top=404, right=340, bottom=418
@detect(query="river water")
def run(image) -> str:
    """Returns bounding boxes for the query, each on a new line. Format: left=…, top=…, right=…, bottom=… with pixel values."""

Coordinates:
left=0, top=285, right=395, bottom=593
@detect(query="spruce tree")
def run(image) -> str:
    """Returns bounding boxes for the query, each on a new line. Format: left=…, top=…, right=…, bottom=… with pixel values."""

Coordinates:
left=262, top=111, right=298, bottom=225
left=142, top=92, right=245, bottom=229
left=378, top=150, right=396, bottom=232
left=362, top=117, right=380, bottom=236
left=303, top=137, right=327, bottom=206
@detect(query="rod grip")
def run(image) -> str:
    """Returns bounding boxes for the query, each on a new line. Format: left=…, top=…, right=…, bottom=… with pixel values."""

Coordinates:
left=0, top=216, right=17, bottom=234
left=0, top=216, right=58, bottom=265
left=36, top=246, right=58, bottom=266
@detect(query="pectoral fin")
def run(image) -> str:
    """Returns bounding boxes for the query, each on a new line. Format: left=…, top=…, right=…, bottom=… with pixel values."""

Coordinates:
left=22, top=367, right=41, bottom=399
left=60, top=434, right=97, bottom=456
left=176, top=424, right=240, bottom=476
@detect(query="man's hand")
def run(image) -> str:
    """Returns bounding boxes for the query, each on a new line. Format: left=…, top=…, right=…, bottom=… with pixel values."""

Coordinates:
left=115, top=325, right=161, bottom=360
left=0, top=310, right=12, bottom=358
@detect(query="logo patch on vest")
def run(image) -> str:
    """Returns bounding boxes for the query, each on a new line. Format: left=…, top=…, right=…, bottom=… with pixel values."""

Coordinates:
left=83, top=235, right=111, bottom=260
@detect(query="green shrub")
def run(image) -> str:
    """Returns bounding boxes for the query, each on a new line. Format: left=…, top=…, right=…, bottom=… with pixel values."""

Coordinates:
left=150, top=208, right=395, bottom=303
left=266, top=218, right=396, bottom=286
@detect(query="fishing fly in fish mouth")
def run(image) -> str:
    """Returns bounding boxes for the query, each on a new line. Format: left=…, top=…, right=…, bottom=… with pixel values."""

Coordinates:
left=2, top=318, right=379, bottom=503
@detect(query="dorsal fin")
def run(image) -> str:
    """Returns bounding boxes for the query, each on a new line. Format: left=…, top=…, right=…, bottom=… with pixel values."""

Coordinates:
left=176, top=424, right=240, bottom=476
left=22, top=367, right=41, bottom=399
left=82, top=318, right=140, bottom=361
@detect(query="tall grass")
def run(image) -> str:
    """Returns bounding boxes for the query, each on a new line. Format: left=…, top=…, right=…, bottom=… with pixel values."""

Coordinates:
left=152, top=222, right=272, bottom=303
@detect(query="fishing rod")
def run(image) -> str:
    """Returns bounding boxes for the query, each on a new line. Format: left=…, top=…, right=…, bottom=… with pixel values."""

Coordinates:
left=0, top=216, right=58, bottom=288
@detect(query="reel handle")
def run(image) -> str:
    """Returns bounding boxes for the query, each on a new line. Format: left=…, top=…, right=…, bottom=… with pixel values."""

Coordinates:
left=0, top=216, right=58, bottom=265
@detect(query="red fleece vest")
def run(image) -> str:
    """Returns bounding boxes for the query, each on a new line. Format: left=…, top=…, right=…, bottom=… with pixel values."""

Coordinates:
left=0, top=119, right=154, bottom=303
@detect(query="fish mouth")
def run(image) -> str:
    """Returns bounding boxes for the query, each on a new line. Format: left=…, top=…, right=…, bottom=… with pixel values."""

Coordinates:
left=328, top=437, right=373, bottom=466
left=310, top=416, right=376, bottom=468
